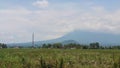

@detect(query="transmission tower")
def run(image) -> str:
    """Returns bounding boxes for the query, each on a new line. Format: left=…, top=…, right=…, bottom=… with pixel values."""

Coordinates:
left=32, top=32, right=34, bottom=48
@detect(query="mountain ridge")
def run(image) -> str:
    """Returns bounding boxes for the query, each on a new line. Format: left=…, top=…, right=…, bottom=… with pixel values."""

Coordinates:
left=7, top=30, right=120, bottom=47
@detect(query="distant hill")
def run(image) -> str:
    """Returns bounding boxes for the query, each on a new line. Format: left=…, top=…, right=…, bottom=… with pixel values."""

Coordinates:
left=7, top=40, right=78, bottom=47
left=7, top=30, right=120, bottom=47
left=59, top=30, right=120, bottom=45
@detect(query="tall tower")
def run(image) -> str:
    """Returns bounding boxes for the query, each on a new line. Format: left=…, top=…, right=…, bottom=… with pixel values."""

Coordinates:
left=32, top=32, right=34, bottom=48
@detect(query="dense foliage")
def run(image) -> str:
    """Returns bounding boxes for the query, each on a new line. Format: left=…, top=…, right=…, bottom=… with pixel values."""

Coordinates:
left=41, top=42, right=120, bottom=49
left=0, top=43, right=7, bottom=48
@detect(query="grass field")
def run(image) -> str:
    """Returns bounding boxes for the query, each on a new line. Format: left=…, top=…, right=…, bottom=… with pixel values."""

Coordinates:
left=0, top=49, right=120, bottom=68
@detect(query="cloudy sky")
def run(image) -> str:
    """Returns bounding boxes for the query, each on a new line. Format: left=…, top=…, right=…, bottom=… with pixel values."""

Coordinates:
left=0, top=0, right=120, bottom=43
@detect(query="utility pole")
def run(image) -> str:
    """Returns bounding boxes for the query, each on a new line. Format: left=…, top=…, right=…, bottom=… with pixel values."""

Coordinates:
left=32, top=32, right=34, bottom=48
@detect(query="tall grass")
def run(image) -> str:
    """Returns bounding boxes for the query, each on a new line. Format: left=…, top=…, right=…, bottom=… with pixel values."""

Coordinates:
left=0, top=49, right=119, bottom=68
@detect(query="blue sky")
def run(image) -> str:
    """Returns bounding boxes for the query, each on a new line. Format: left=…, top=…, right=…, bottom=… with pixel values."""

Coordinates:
left=0, top=0, right=120, bottom=43
left=1, top=0, right=120, bottom=10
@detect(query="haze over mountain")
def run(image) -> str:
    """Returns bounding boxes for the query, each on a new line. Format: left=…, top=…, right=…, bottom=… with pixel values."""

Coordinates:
left=60, top=30, right=120, bottom=45
left=8, top=30, right=120, bottom=47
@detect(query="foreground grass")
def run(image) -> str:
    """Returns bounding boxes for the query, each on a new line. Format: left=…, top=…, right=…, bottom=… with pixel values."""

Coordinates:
left=0, top=48, right=120, bottom=68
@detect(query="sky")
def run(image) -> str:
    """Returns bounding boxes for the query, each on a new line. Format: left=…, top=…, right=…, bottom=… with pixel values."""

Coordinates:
left=0, top=0, right=120, bottom=43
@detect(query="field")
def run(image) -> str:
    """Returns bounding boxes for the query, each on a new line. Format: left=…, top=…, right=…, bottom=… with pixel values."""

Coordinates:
left=0, top=49, right=120, bottom=68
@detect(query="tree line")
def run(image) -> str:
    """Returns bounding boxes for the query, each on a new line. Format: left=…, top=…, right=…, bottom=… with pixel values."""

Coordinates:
left=0, top=43, right=7, bottom=48
left=41, top=42, right=120, bottom=49
left=1, top=42, right=120, bottom=49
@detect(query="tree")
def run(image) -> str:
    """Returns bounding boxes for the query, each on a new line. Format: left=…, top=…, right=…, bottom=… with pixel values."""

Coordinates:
left=89, top=42, right=100, bottom=49
left=53, top=43, right=62, bottom=48
left=42, top=44, right=48, bottom=48
left=0, top=43, right=7, bottom=48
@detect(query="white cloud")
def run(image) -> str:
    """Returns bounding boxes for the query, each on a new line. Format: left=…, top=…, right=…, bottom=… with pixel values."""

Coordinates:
left=32, top=0, right=49, bottom=8
left=1, top=3, right=120, bottom=43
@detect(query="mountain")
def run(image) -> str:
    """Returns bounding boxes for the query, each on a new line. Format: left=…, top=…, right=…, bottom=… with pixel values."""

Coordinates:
left=60, top=30, right=120, bottom=45
left=7, top=30, right=120, bottom=47
left=7, top=40, right=78, bottom=47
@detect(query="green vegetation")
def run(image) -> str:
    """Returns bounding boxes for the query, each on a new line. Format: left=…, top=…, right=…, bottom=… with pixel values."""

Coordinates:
left=0, top=43, right=7, bottom=48
left=41, top=42, right=120, bottom=49
left=0, top=49, right=120, bottom=68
